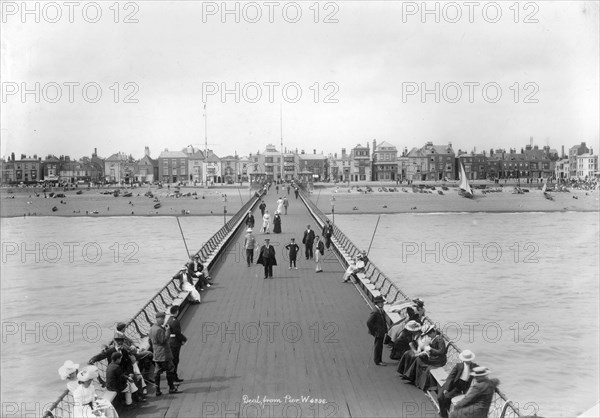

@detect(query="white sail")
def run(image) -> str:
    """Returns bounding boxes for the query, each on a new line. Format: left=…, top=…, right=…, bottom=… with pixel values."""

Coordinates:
left=541, top=179, right=547, bottom=194
left=458, top=161, right=472, bottom=196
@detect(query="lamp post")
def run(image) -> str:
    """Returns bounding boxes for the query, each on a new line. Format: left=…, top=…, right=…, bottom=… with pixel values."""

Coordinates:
left=330, top=195, right=336, bottom=224
left=223, top=194, right=227, bottom=225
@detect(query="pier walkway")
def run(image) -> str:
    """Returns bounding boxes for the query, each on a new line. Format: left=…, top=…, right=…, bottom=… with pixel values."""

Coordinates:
left=128, top=189, right=432, bottom=417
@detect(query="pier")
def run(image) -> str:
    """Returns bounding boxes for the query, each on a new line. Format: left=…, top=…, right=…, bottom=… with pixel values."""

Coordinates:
left=45, top=186, right=522, bottom=418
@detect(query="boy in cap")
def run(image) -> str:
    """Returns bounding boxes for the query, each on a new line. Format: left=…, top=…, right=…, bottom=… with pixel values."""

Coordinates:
left=285, top=238, right=300, bottom=269
left=149, top=312, right=182, bottom=396
left=244, top=228, right=256, bottom=267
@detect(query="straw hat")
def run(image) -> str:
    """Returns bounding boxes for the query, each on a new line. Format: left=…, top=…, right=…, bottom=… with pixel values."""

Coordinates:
left=113, top=331, right=126, bottom=341
left=404, top=320, right=421, bottom=332
left=420, top=323, right=434, bottom=335
left=77, top=366, right=99, bottom=382
left=58, top=360, right=79, bottom=380
left=246, top=228, right=253, bottom=232
left=412, top=298, right=425, bottom=307
left=470, top=366, right=490, bottom=377
left=459, top=349, right=476, bottom=362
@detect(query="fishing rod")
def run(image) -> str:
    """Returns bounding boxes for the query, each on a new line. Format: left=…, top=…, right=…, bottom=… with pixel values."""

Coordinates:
left=366, top=215, right=381, bottom=256
left=175, top=216, right=191, bottom=258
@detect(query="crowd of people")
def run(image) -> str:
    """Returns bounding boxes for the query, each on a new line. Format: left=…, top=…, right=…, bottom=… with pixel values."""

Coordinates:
left=56, top=256, right=213, bottom=416
left=367, top=296, right=501, bottom=418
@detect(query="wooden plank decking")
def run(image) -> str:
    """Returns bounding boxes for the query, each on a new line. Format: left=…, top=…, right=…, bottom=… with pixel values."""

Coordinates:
left=127, top=189, right=432, bottom=417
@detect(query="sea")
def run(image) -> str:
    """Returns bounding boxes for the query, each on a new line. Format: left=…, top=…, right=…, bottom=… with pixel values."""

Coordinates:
left=1, top=212, right=598, bottom=417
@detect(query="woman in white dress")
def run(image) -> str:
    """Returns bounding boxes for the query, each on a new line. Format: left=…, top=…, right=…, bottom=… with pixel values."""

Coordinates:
left=262, top=210, right=271, bottom=234
left=58, top=360, right=80, bottom=393
left=72, top=366, right=119, bottom=418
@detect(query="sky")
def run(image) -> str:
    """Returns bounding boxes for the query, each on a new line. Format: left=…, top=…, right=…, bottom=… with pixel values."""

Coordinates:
left=1, top=1, right=599, bottom=160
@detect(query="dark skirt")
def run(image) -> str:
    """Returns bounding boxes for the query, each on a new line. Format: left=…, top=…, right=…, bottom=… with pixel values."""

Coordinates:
left=390, top=338, right=411, bottom=361
left=409, top=355, right=447, bottom=390
left=397, top=350, right=417, bottom=376
left=273, top=218, right=281, bottom=233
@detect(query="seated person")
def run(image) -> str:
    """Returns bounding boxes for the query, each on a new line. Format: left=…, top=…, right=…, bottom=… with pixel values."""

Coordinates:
left=105, top=351, right=140, bottom=408
left=187, top=255, right=211, bottom=291
left=397, top=323, right=433, bottom=376
left=403, top=325, right=448, bottom=391
left=58, top=360, right=80, bottom=393
left=407, top=298, right=426, bottom=324
left=173, top=265, right=201, bottom=303
left=438, top=350, right=478, bottom=418
left=450, top=367, right=500, bottom=418
left=341, top=251, right=367, bottom=283
left=73, top=366, right=118, bottom=418
left=390, top=320, right=421, bottom=361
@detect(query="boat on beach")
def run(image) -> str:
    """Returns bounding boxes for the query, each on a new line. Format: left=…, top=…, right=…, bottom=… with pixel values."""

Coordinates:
left=458, top=161, right=473, bottom=199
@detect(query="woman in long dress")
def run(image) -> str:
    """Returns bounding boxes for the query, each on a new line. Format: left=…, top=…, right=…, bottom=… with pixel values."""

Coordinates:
left=273, top=211, right=282, bottom=233
left=397, top=323, right=432, bottom=376
left=262, top=210, right=271, bottom=233
left=404, top=327, right=447, bottom=390
left=72, top=366, right=118, bottom=418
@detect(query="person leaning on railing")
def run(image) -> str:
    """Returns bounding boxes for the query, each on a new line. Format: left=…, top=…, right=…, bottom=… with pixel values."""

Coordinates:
left=72, top=366, right=118, bottom=418
left=449, top=367, right=500, bottom=418
left=437, top=350, right=478, bottom=418
left=112, top=323, right=154, bottom=384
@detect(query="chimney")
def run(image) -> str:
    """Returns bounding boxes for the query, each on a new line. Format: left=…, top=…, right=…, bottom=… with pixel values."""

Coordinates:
left=21, top=154, right=26, bottom=160
left=342, top=148, right=346, bottom=158
left=448, top=141, right=452, bottom=149
left=94, top=147, right=97, bottom=156
left=561, top=145, right=565, bottom=158
left=334, top=153, right=337, bottom=158
left=11, top=152, right=15, bottom=161
left=372, top=139, right=376, bottom=151
left=530, top=136, right=533, bottom=147
left=313, top=149, right=316, bottom=155
left=145, top=146, right=150, bottom=157
left=33, top=154, right=37, bottom=159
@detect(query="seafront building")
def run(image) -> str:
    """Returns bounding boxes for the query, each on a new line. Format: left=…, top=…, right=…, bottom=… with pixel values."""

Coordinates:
left=1, top=139, right=597, bottom=186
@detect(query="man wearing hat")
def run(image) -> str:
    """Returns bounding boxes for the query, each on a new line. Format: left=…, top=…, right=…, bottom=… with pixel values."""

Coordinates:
left=174, top=264, right=201, bottom=303
left=341, top=251, right=366, bottom=283
left=302, top=224, right=315, bottom=260
left=149, top=312, right=181, bottom=395
left=450, top=367, right=500, bottom=418
left=257, top=238, right=277, bottom=279
left=322, top=219, right=333, bottom=249
left=366, top=296, right=388, bottom=366
left=438, top=350, right=479, bottom=418
left=244, top=228, right=256, bottom=267
left=245, top=210, right=255, bottom=229
left=105, top=351, right=139, bottom=407
left=167, top=305, right=187, bottom=383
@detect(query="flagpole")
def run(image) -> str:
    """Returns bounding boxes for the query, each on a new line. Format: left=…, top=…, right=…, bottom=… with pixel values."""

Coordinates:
left=204, top=102, right=208, bottom=188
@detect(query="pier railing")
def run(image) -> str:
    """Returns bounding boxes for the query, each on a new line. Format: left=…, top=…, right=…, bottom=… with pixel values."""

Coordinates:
left=298, top=188, right=524, bottom=418
left=43, top=191, right=263, bottom=418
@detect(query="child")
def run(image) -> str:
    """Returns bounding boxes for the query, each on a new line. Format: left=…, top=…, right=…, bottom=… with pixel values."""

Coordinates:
left=285, top=238, right=300, bottom=269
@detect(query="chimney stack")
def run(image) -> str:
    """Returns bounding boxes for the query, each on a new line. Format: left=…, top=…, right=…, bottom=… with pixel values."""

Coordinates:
left=342, top=148, right=346, bottom=158
left=313, top=149, right=316, bottom=155
left=145, top=146, right=150, bottom=157
left=372, top=139, right=377, bottom=151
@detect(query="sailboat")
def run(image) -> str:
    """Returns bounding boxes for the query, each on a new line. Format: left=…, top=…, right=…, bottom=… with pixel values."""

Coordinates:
left=458, top=160, right=473, bottom=198
left=542, top=179, right=554, bottom=200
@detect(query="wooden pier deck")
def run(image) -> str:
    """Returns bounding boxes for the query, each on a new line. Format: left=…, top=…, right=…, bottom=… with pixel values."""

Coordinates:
left=128, top=189, right=432, bottom=417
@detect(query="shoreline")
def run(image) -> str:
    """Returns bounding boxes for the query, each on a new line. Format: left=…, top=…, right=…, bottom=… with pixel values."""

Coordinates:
left=1, top=185, right=598, bottom=218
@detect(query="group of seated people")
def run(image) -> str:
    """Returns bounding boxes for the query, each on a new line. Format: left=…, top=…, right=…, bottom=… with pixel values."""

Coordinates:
left=58, top=324, right=154, bottom=417
left=386, top=299, right=500, bottom=418
left=341, top=250, right=369, bottom=283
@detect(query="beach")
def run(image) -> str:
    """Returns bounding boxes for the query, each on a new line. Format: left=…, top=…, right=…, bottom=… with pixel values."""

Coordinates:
left=1, top=184, right=598, bottom=218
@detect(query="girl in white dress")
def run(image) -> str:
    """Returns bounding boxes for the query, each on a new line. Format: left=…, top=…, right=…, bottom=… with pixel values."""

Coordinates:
left=72, top=366, right=118, bottom=418
left=262, top=210, right=271, bottom=233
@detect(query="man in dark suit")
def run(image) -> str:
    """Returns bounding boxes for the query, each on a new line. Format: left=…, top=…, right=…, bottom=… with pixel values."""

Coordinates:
left=257, top=238, right=277, bottom=279
left=167, top=305, right=187, bottom=383
left=302, top=225, right=315, bottom=260
left=437, top=349, right=478, bottom=418
left=366, top=295, right=388, bottom=366
left=259, top=200, right=266, bottom=217
left=322, top=220, right=333, bottom=249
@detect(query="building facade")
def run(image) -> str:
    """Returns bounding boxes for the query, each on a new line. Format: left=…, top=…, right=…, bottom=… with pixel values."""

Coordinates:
left=576, top=153, right=598, bottom=179
left=371, top=140, right=398, bottom=181
left=158, top=150, right=189, bottom=184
